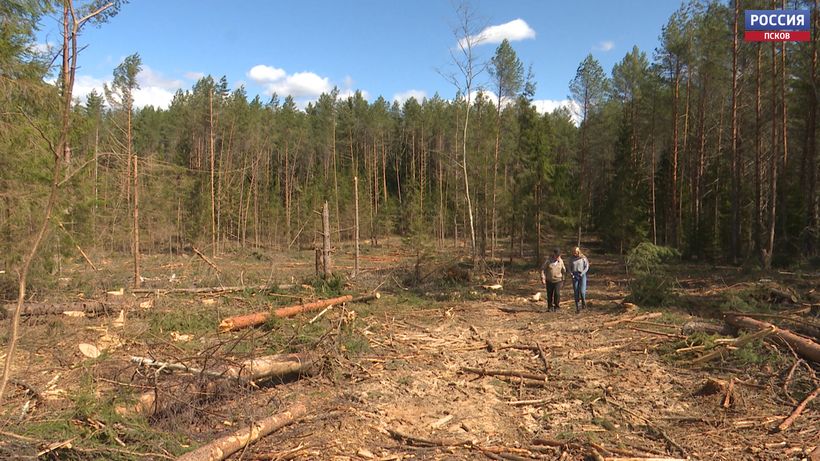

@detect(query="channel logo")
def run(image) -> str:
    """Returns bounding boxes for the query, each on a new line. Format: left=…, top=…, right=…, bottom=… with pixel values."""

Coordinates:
left=745, top=10, right=811, bottom=42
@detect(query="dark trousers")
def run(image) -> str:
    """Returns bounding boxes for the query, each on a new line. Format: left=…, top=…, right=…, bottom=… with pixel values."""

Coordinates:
left=546, top=281, right=562, bottom=310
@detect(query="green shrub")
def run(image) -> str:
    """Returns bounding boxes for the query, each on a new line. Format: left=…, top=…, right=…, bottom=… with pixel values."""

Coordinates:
left=625, top=242, right=680, bottom=307
left=306, top=274, right=344, bottom=298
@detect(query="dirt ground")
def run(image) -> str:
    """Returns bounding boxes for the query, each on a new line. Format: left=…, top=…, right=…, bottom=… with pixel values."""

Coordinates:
left=0, top=241, right=818, bottom=460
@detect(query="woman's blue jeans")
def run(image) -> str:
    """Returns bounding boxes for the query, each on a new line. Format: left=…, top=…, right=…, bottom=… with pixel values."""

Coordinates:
left=572, top=273, right=587, bottom=306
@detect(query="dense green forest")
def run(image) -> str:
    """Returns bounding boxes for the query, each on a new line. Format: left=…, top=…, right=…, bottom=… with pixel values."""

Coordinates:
left=2, top=0, right=819, bottom=288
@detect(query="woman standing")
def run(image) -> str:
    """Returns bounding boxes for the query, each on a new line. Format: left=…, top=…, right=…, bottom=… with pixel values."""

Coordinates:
left=570, top=247, right=589, bottom=313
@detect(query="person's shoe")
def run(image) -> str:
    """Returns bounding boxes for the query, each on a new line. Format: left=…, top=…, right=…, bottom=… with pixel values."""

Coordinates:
left=575, top=303, right=580, bottom=314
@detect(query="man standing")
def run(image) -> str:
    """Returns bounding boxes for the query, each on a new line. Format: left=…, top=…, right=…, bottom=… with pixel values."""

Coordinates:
left=570, top=246, right=589, bottom=313
left=540, top=248, right=566, bottom=312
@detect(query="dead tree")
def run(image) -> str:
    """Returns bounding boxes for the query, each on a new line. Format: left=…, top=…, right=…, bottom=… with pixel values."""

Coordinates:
left=322, top=201, right=332, bottom=279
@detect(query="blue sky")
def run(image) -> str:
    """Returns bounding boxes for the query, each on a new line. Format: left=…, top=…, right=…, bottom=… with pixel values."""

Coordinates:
left=36, top=1, right=683, bottom=112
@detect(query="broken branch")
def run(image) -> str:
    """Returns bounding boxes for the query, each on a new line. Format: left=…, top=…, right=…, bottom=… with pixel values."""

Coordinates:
left=175, top=402, right=307, bottom=461
left=775, top=385, right=820, bottom=432
left=726, top=315, right=820, bottom=364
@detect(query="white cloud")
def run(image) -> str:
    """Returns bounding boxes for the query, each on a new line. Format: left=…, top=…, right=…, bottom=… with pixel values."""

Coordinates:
left=134, top=86, right=176, bottom=108
left=533, top=99, right=581, bottom=124
left=338, top=88, right=370, bottom=100
left=68, top=65, right=185, bottom=109
left=460, top=18, right=536, bottom=48
left=247, top=65, right=286, bottom=83
left=30, top=42, right=54, bottom=54
left=248, top=64, right=362, bottom=104
left=595, top=40, right=615, bottom=52
left=138, top=66, right=183, bottom=90
left=184, top=71, right=205, bottom=80
left=267, top=71, right=331, bottom=98
left=393, top=89, right=427, bottom=104
left=72, top=75, right=106, bottom=101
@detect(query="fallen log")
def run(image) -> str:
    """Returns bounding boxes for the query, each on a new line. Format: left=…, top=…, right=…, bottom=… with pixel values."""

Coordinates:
left=176, top=402, right=307, bottom=461
left=2, top=300, right=110, bottom=317
left=132, top=353, right=316, bottom=382
left=726, top=315, right=820, bottom=364
left=225, top=353, right=316, bottom=381
left=218, top=293, right=380, bottom=332
left=132, top=284, right=295, bottom=295
left=130, top=356, right=223, bottom=379
left=121, top=353, right=316, bottom=417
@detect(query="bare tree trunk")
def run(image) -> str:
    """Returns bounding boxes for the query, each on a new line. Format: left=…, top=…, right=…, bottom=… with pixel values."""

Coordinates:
left=462, top=101, right=477, bottom=258
left=252, top=152, right=260, bottom=248
left=730, top=0, right=740, bottom=262
left=395, top=146, right=402, bottom=205
left=366, top=142, right=374, bottom=245
left=807, top=1, right=820, bottom=255
left=322, top=201, right=332, bottom=279
left=133, top=153, right=140, bottom=288
left=755, top=44, right=764, bottom=257
left=491, top=97, right=502, bottom=258
left=332, top=113, right=340, bottom=243
left=382, top=138, right=388, bottom=205
left=126, top=73, right=141, bottom=288
left=284, top=139, right=291, bottom=239
left=535, top=183, right=542, bottom=264
left=765, top=39, right=779, bottom=269
left=780, top=10, right=790, bottom=248
left=438, top=137, right=445, bottom=245
left=650, top=94, right=658, bottom=245
left=209, top=90, right=217, bottom=257
left=680, top=70, right=691, bottom=244
left=577, top=87, right=590, bottom=248
left=782, top=0, right=790, bottom=167
left=93, top=123, right=98, bottom=243
left=671, top=61, right=681, bottom=249
left=694, top=78, right=707, bottom=248
left=353, top=176, right=359, bottom=277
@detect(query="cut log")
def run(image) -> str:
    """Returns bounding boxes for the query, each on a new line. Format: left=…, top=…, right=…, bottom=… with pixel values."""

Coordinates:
left=218, top=293, right=380, bottom=332
left=726, top=315, right=820, bottom=364
left=175, top=402, right=307, bottom=461
left=131, top=356, right=224, bottom=379
left=225, top=353, right=316, bottom=381
left=133, top=353, right=316, bottom=381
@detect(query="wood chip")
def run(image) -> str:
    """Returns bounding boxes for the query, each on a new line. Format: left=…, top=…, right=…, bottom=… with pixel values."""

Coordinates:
left=78, top=343, right=100, bottom=358
left=430, top=414, right=453, bottom=429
